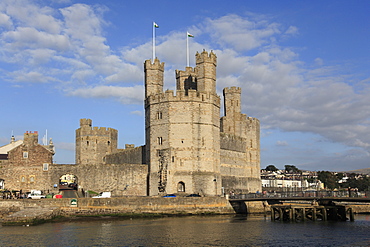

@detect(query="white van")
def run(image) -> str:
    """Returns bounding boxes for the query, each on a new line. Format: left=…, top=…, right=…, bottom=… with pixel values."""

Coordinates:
left=92, top=192, right=111, bottom=198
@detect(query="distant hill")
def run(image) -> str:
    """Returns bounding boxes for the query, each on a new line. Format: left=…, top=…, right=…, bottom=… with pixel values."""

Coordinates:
left=343, top=168, right=370, bottom=175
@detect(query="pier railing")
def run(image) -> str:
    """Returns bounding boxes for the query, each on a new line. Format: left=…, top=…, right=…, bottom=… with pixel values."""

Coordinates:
left=230, top=190, right=368, bottom=200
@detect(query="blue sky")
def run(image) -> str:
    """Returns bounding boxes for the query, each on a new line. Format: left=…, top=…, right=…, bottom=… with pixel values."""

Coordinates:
left=0, top=0, right=369, bottom=171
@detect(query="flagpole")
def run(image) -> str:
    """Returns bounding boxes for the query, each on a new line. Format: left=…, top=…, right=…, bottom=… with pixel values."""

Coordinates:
left=152, top=22, right=155, bottom=62
left=186, top=32, right=189, bottom=67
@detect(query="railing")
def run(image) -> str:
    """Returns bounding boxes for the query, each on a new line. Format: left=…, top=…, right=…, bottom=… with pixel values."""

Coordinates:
left=229, top=190, right=368, bottom=200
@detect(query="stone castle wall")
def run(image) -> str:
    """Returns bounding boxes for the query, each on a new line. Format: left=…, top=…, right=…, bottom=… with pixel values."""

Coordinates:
left=104, top=146, right=146, bottom=165
left=1, top=50, right=261, bottom=197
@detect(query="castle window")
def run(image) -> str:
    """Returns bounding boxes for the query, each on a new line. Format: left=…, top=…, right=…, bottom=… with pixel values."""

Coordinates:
left=172, top=156, right=174, bottom=162
left=108, top=141, right=110, bottom=146
left=250, top=140, right=253, bottom=148
left=21, top=176, right=25, bottom=183
left=23, top=151, right=28, bottom=158
left=43, top=163, right=49, bottom=171
left=29, top=176, right=35, bottom=183
left=177, top=182, right=185, bottom=192
left=158, top=137, right=163, bottom=145
left=157, top=111, right=163, bottom=119
left=87, top=141, right=89, bottom=146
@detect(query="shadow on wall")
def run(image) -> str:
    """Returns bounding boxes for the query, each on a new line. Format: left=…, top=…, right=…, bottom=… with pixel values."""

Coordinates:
left=229, top=201, right=247, bottom=215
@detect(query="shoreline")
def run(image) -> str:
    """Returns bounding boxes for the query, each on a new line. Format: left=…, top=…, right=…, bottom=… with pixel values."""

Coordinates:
left=1, top=197, right=370, bottom=226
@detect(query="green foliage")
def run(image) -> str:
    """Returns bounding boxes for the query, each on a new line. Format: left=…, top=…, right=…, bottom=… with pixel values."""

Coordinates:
left=317, top=171, right=339, bottom=190
left=284, top=165, right=300, bottom=173
left=341, top=177, right=370, bottom=191
left=265, top=165, right=278, bottom=172
left=306, top=177, right=315, bottom=183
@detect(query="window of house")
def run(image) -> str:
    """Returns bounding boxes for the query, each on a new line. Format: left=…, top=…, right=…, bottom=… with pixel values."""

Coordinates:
left=43, top=163, right=49, bottom=171
left=23, top=151, right=28, bottom=158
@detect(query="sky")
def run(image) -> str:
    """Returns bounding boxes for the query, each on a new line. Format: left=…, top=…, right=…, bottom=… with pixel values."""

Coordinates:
left=0, top=0, right=369, bottom=172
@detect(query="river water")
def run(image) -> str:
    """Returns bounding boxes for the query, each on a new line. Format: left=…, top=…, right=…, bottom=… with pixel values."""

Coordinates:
left=1, top=215, right=370, bottom=246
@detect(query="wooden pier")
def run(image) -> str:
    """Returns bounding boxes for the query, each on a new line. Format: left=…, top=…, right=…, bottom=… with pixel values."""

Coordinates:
left=271, top=205, right=354, bottom=222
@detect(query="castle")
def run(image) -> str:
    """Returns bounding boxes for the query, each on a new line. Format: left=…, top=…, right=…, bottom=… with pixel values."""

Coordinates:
left=0, top=51, right=261, bottom=196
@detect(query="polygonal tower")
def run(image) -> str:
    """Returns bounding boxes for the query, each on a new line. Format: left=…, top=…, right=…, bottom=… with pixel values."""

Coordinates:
left=75, top=119, right=118, bottom=165
left=145, top=51, right=222, bottom=196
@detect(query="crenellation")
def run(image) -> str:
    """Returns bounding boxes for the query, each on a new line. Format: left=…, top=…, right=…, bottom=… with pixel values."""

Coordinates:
left=0, top=50, right=260, bottom=197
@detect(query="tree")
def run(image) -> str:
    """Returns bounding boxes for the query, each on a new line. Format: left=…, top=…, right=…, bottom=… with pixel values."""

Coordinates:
left=317, top=171, right=339, bottom=190
left=342, top=177, right=370, bottom=191
left=265, top=165, right=278, bottom=172
left=284, top=165, right=300, bottom=173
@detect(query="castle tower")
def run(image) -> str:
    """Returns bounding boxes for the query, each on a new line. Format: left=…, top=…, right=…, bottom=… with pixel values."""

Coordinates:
left=75, top=119, right=118, bottom=165
left=221, top=87, right=245, bottom=137
left=144, top=58, right=164, bottom=98
left=220, top=87, right=261, bottom=193
left=195, top=50, right=217, bottom=94
left=145, top=51, right=221, bottom=196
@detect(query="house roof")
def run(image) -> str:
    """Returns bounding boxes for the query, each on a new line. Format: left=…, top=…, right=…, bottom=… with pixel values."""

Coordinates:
left=0, top=140, right=23, bottom=154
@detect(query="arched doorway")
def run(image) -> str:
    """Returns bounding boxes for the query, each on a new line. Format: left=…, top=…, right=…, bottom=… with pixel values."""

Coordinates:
left=58, top=174, right=78, bottom=190
left=177, top=181, right=185, bottom=192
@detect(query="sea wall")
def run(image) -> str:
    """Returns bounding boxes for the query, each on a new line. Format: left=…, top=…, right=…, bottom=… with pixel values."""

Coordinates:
left=0, top=197, right=237, bottom=217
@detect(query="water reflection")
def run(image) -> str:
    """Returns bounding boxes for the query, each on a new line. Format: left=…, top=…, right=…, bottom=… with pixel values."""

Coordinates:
left=1, top=215, right=370, bottom=246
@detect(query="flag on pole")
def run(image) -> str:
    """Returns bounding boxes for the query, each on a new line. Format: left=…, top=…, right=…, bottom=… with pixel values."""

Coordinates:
left=187, top=32, right=194, bottom=38
left=153, top=22, right=159, bottom=61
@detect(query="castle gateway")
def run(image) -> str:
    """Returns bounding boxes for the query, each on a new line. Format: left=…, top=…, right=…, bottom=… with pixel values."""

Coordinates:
left=0, top=51, right=261, bottom=197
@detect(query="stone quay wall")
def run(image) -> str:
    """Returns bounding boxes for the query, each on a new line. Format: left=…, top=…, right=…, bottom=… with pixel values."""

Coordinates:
left=0, top=197, right=239, bottom=218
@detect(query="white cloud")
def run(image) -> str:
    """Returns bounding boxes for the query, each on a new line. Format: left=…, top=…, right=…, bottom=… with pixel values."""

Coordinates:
left=130, top=110, right=143, bottom=116
left=68, top=85, right=144, bottom=104
left=276, top=141, right=288, bottom=146
left=0, top=2, right=369, bottom=161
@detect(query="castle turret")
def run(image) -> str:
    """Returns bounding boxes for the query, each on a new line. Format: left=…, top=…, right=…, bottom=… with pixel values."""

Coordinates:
left=144, top=58, right=164, bottom=98
left=75, top=119, right=118, bottom=165
left=221, top=87, right=244, bottom=136
left=195, top=50, right=217, bottom=94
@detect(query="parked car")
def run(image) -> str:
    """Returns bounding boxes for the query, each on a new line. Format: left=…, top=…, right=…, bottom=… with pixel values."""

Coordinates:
left=92, top=192, right=111, bottom=198
left=27, top=193, right=46, bottom=199
left=186, top=194, right=201, bottom=197
left=163, top=194, right=176, bottom=198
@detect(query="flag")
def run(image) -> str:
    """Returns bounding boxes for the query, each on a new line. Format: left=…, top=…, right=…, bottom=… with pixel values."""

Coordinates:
left=187, top=32, right=194, bottom=38
left=154, top=22, right=159, bottom=28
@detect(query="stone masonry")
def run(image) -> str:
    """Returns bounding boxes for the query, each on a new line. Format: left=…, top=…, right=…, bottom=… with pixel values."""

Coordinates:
left=0, top=50, right=261, bottom=197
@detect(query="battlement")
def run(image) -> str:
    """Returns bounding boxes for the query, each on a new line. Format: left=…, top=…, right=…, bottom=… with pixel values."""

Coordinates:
left=196, top=50, right=217, bottom=66
left=80, top=118, right=92, bottom=127
left=146, top=89, right=221, bottom=106
left=77, top=119, right=118, bottom=136
left=175, top=67, right=197, bottom=78
left=144, top=58, right=164, bottom=71
left=224, top=87, right=241, bottom=94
